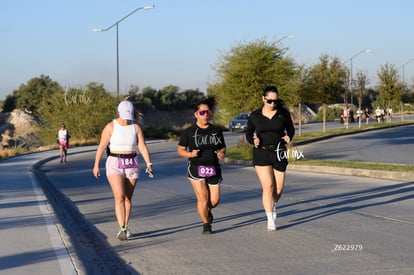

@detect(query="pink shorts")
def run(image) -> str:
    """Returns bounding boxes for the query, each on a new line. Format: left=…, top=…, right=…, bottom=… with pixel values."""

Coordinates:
left=59, top=141, right=68, bottom=149
left=105, top=156, right=140, bottom=179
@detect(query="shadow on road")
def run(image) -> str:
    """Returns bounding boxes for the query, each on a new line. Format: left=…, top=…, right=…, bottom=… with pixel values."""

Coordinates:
left=278, top=181, right=414, bottom=230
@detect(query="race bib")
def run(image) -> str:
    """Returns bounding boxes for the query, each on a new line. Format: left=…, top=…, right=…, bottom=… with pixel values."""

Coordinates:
left=198, top=165, right=216, bottom=177
left=117, top=157, right=138, bottom=169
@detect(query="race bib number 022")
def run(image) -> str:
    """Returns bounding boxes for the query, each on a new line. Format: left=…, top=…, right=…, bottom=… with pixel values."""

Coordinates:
left=198, top=165, right=216, bottom=177
left=117, top=157, right=138, bottom=169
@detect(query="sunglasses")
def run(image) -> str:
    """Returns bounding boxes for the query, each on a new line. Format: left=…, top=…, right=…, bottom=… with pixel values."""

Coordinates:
left=265, top=99, right=278, bottom=105
left=198, top=110, right=211, bottom=116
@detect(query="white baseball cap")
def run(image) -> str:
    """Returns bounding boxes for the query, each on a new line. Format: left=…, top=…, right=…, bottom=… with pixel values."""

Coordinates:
left=117, top=101, right=134, bottom=120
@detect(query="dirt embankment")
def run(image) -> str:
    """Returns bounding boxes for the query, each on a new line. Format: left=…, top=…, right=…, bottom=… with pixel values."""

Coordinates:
left=0, top=109, right=42, bottom=152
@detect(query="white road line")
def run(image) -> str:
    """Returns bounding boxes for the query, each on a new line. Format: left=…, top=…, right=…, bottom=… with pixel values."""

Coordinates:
left=28, top=170, right=77, bottom=274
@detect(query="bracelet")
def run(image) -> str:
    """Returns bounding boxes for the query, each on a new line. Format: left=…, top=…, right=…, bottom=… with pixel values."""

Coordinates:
left=146, top=162, right=152, bottom=166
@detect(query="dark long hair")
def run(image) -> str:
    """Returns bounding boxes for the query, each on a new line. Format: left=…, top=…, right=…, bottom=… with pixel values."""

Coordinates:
left=193, top=96, right=216, bottom=112
left=263, top=85, right=278, bottom=97
left=263, top=85, right=285, bottom=109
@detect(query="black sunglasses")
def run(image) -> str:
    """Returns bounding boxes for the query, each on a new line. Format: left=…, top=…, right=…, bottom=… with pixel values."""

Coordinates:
left=265, top=99, right=278, bottom=105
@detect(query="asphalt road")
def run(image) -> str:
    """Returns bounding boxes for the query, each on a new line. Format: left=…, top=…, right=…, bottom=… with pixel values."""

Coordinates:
left=299, top=123, right=414, bottom=164
left=1, top=121, right=413, bottom=274
left=35, top=132, right=414, bottom=274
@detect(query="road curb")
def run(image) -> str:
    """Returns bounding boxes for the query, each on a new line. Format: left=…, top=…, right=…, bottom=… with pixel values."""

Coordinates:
left=223, top=158, right=414, bottom=182
left=288, top=164, right=414, bottom=182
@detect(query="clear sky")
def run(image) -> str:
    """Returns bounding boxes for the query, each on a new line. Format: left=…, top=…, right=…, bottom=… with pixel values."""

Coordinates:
left=1, top=0, right=414, bottom=100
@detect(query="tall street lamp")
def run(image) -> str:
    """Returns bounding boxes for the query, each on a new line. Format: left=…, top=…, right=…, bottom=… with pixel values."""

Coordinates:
left=92, top=5, right=155, bottom=99
left=398, top=58, right=414, bottom=121
left=345, top=49, right=371, bottom=105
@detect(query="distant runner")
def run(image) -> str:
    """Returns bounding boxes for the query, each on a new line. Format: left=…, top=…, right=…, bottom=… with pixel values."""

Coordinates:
left=57, top=123, right=70, bottom=163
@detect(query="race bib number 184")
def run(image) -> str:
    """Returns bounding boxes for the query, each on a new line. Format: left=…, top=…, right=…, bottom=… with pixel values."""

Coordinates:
left=198, top=165, right=216, bottom=177
left=118, top=157, right=138, bottom=169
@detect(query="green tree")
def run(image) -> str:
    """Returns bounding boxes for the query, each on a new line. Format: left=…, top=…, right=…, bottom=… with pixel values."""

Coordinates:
left=285, top=64, right=313, bottom=136
left=175, top=89, right=205, bottom=109
left=309, top=54, right=347, bottom=131
left=2, top=94, right=16, bottom=112
left=37, top=83, right=117, bottom=144
left=376, top=63, right=404, bottom=113
left=12, top=75, right=62, bottom=113
left=141, top=86, right=157, bottom=101
left=131, top=86, right=157, bottom=112
left=158, top=85, right=180, bottom=110
left=209, top=38, right=296, bottom=122
left=127, top=85, right=140, bottom=97
left=404, top=81, right=414, bottom=104
left=127, top=86, right=205, bottom=113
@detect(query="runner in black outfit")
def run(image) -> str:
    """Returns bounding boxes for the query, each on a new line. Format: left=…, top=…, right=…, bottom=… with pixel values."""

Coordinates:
left=246, top=86, right=295, bottom=231
left=177, top=97, right=226, bottom=234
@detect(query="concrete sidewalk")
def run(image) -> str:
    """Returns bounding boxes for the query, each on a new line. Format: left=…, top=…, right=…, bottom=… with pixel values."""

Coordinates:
left=0, top=149, right=82, bottom=274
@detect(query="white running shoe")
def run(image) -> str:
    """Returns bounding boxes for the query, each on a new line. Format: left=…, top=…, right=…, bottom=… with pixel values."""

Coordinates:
left=267, top=222, right=276, bottom=232
left=272, top=205, right=277, bottom=228
left=125, top=227, right=133, bottom=239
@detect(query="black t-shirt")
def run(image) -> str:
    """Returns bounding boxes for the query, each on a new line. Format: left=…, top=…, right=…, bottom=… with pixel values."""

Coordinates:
left=246, top=108, right=295, bottom=146
left=178, top=124, right=226, bottom=166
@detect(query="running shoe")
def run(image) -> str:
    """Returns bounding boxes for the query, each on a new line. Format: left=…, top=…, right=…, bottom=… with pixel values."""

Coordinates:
left=202, top=223, right=212, bottom=234
left=208, top=210, right=214, bottom=224
left=267, top=222, right=276, bottom=232
left=125, top=227, right=133, bottom=239
left=272, top=204, right=277, bottom=227
left=116, top=229, right=127, bottom=241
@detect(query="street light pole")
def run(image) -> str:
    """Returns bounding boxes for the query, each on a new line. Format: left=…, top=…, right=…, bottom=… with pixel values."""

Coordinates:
left=116, top=23, right=119, bottom=98
left=347, top=49, right=371, bottom=106
left=276, top=34, right=294, bottom=44
left=399, top=58, right=414, bottom=121
left=92, top=5, right=155, bottom=99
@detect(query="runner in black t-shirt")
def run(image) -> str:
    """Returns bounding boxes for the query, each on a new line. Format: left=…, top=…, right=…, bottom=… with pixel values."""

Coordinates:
left=246, top=86, right=295, bottom=232
left=177, top=97, right=226, bottom=234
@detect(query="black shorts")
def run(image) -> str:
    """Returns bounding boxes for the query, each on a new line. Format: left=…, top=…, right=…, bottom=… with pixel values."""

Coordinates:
left=253, top=147, right=288, bottom=172
left=187, top=161, right=223, bottom=185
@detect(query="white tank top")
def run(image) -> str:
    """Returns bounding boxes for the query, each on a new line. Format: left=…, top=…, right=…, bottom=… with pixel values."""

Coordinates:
left=109, top=119, right=137, bottom=152
left=58, top=129, right=68, bottom=142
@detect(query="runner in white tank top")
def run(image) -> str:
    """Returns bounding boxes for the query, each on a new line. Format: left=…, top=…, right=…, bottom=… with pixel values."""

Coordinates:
left=93, top=101, right=153, bottom=240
